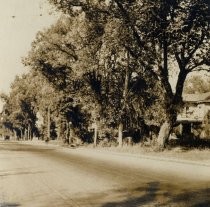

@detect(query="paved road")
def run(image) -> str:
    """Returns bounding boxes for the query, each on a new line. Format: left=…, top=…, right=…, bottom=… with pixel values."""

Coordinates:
left=0, top=141, right=210, bottom=207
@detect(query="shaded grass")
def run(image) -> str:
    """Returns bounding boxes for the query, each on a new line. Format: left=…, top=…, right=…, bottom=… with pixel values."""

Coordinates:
left=90, top=143, right=210, bottom=164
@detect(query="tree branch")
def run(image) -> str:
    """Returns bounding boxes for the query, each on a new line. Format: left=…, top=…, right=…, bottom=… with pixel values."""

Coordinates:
left=51, top=42, right=78, bottom=61
left=114, top=0, right=144, bottom=49
left=185, top=30, right=206, bottom=64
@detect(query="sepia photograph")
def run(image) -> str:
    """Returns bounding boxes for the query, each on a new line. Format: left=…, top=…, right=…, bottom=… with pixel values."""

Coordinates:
left=0, top=0, right=210, bottom=206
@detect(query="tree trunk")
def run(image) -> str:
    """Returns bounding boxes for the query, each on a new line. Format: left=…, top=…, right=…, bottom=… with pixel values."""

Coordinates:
left=65, top=121, right=69, bottom=143
left=57, top=119, right=61, bottom=140
left=118, top=123, right=123, bottom=147
left=30, top=128, right=33, bottom=140
left=68, top=122, right=71, bottom=145
left=157, top=120, right=172, bottom=147
left=123, top=58, right=130, bottom=98
left=156, top=36, right=188, bottom=148
left=60, top=114, right=66, bottom=143
left=20, top=129, right=23, bottom=140
left=24, top=129, right=26, bottom=141
left=69, top=122, right=75, bottom=145
left=93, top=122, right=98, bottom=147
left=157, top=68, right=188, bottom=148
left=27, top=125, right=30, bottom=140
left=47, top=107, right=50, bottom=141
left=13, top=130, right=17, bottom=141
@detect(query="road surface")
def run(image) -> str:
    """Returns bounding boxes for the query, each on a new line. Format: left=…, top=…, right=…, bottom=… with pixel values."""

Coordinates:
left=0, top=141, right=210, bottom=207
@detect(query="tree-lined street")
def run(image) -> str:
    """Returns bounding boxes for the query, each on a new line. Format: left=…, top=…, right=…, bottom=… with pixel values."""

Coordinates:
left=1, top=0, right=210, bottom=148
left=0, top=141, right=210, bottom=206
left=0, top=1, right=210, bottom=206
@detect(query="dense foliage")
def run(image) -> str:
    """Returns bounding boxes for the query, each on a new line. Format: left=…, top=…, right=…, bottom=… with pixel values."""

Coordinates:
left=1, top=0, right=210, bottom=148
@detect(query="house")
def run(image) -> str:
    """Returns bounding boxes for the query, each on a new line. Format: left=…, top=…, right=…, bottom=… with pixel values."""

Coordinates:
left=177, top=92, right=210, bottom=122
left=177, top=92, right=210, bottom=138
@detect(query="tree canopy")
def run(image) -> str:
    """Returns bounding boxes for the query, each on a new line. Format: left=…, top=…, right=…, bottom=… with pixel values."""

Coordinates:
left=1, top=0, right=210, bottom=148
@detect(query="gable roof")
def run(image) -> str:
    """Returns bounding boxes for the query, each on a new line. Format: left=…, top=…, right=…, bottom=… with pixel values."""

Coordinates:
left=182, top=92, right=210, bottom=103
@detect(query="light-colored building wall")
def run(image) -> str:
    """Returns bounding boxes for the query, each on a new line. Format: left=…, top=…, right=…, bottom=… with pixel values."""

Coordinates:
left=177, top=103, right=210, bottom=122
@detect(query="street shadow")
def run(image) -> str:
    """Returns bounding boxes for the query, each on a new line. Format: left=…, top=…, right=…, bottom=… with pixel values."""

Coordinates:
left=71, top=182, right=162, bottom=207
left=167, top=187, right=210, bottom=207
left=4, top=146, right=55, bottom=153
left=102, top=182, right=159, bottom=207
left=0, top=203, right=20, bottom=207
left=71, top=182, right=210, bottom=207
left=0, top=140, right=55, bottom=153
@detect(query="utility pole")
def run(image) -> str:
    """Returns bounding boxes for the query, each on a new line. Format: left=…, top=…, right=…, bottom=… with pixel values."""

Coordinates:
left=119, top=51, right=130, bottom=147
left=47, top=106, right=50, bottom=141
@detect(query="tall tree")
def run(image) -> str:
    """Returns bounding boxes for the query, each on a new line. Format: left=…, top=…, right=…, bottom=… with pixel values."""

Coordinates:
left=48, top=0, right=210, bottom=147
left=24, top=13, right=164, bottom=146
left=23, top=15, right=100, bottom=143
left=0, top=74, right=38, bottom=140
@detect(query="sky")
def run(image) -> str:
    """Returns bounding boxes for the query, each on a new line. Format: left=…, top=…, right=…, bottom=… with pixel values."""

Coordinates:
left=0, top=0, right=59, bottom=110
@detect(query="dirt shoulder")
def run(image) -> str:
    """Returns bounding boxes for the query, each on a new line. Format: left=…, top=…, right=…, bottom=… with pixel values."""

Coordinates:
left=19, top=140, right=210, bottom=166
left=60, top=144, right=210, bottom=182
left=26, top=140, right=210, bottom=182
left=92, top=145, right=210, bottom=166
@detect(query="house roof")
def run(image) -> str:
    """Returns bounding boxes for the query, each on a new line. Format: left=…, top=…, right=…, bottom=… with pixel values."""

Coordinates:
left=183, top=92, right=210, bottom=103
